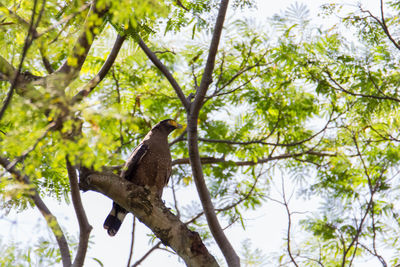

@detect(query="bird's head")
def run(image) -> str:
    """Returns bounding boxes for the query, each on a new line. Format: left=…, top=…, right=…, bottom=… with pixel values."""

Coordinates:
left=153, top=119, right=182, bottom=135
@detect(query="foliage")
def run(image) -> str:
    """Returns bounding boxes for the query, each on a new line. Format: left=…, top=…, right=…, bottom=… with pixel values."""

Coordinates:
left=1, top=0, right=400, bottom=266
left=0, top=238, right=62, bottom=266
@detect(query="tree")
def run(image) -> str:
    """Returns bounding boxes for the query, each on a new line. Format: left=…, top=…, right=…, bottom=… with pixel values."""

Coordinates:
left=1, top=0, right=400, bottom=266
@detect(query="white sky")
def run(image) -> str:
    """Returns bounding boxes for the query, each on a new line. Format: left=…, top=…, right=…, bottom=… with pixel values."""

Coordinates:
left=0, top=1, right=386, bottom=267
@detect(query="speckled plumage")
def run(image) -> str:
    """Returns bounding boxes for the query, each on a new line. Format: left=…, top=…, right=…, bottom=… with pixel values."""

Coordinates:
left=103, top=119, right=181, bottom=236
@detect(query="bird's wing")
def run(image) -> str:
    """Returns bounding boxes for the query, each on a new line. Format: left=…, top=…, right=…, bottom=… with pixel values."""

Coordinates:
left=122, top=143, right=149, bottom=181
left=165, top=164, right=172, bottom=187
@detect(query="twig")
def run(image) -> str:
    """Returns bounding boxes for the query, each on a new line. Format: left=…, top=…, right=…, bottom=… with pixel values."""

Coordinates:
left=281, top=176, right=299, bottom=267
left=35, top=2, right=91, bottom=38
left=212, top=50, right=270, bottom=96
left=359, top=243, right=387, bottom=267
left=359, top=2, right=400, bottom=50
left=169, top=128, right=187, bottom=146
left=325, top=70, right=400, bottom=102
left=170, top=175, right=181, bottom=219
left=131, top=241, right=162, bottom=267
left=184, top=168, right=265, bottom=226
left=40, top=46, right=54, bottom=73
left=126, top=216, right=136, bottom=267
left=370, top=201, right=387, bottom=266
left=339, top=135, right=382, bottom=266
left=111, top=67, right=125, bottom=153
left=0, top=122, right=56, bottom=177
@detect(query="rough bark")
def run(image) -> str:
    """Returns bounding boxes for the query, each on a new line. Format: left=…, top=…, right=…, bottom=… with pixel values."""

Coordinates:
left=79, top=170, right=219, bottom=267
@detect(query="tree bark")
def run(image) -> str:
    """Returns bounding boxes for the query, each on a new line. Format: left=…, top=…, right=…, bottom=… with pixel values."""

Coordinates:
left=186, top=0, right=240, bottom=265
left=80, top=170, right=219, bottom=267
left=66, top=158, right=92, bottom=267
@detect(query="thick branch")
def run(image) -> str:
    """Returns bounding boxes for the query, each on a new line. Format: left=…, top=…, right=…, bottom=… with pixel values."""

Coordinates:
left=137, top=36, right=190, bottom=111
left=40, top=47, right=55, bottom=74
left=186, top=0, right=236, bottom=265
left=186, top=1, right=239, bottom=266
left=81, top=171, right=218, bottom=267
left=72, top=34, right=126, bottom=103
left=66, top=158, right=92, bottom=267
left=191, top=0, right=230, bottom=114
left=0, top=156, right=72, bottom=266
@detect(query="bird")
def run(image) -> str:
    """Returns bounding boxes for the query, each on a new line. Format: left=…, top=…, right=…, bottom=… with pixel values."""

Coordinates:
left=103, top=119, right=182, bottom=236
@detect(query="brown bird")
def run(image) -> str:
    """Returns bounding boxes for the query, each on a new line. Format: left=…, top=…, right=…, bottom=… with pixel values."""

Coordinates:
left=103, top=119, right=182, bottom=236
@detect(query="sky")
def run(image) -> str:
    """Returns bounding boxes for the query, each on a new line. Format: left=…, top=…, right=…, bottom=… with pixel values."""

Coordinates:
left=0, top=0, right=385, bottom=267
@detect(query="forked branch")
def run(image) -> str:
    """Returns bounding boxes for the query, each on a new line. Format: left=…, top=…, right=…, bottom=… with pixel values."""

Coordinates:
left=0, top=156, right=72, bottom=266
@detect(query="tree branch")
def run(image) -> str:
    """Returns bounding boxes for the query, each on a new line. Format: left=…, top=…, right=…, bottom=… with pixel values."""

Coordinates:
left=126, top=216, right=136, bottom=267
left=186, top=1, right=240, bottom=266
left=66, top=157, right=92, bottom=267
left=137, top=36, right=190, bottom=111
left=172, top=151, right=336, bottom=166
left=325, top=70, right=400, bottom=102
left=40, top=46, right=55, bottom=74
left=359, top=2, right=400, bottom=51
left=72, top=34, right=126, bottom=103
left=0, top=156, right=72, bottom=266
left=184, top=168, right=264, bottom=226
left=0, top=0, right=43, bottom=121
left=0, top=121, right=56, bottom=177
left=53, top=1, right=108, bottom=84
left=281, top=176, right=299, bottom=267
left=191, top=0, right=229, bottom=113
left=340, top=135, right=382, bottom=266
left=80, top=170, right=219, bottom=267
left=131, top=241, right=162, bottom=267
left=169, top=128, right=187, bottom=146
left=0, top=55, right=45, bottom=104
left=36, top=2, right=92, bottom=38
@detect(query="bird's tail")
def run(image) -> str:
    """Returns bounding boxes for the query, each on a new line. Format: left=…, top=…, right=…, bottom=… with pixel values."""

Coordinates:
left=103, top=202, right=127, bottom=236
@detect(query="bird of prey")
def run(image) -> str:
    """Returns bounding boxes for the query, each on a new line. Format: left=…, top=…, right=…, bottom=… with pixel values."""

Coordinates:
left=103, top=119, right=182, bottom=236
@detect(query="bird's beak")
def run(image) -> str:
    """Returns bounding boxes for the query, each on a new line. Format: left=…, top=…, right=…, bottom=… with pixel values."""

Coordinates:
left=169, top=120, right=182, bottom=129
